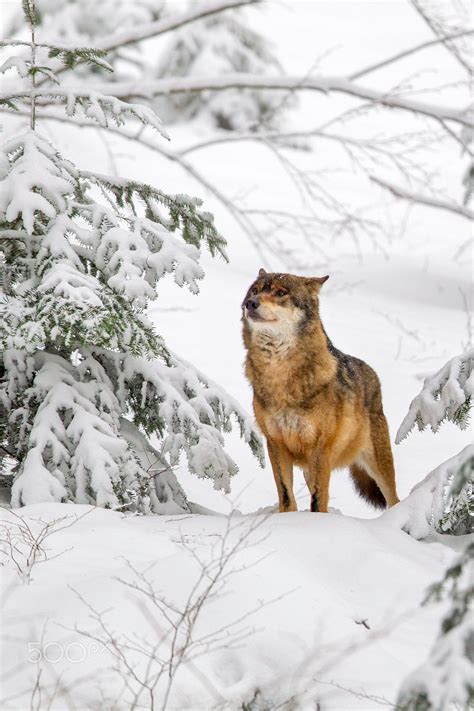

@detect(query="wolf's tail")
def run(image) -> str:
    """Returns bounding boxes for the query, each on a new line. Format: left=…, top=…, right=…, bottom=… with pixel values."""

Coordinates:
left=349, top=463, right=387, bottom=509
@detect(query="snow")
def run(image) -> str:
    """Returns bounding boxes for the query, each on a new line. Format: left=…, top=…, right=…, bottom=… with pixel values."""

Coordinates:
left=0, top=132, right=73, bottom=234
left=396, top=347, right=474, bottom=442
left=397, top=539, right=474, bottom=711
left=0, top=502, right=456, bottom=710
left=1, top=0, right=473, bottom=708
left=82, top=73, right=472, bottom=127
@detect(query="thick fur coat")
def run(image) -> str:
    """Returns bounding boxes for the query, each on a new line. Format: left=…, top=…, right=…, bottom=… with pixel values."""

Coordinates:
left=242, top=269, right=399, bottom=513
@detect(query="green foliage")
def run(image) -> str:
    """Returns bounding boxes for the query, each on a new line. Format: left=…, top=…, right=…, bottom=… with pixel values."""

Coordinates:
left=0, top=98, right=20, bottom=112
left=2, top=287, right=166, bottom=359
left=86, top=173, right=228, bottom=259
left=437, top=455, right=474, bottom=536
left=452, top=395, right=472, bottom=429
left=398, top=692, right=431, bottom=711
left=424, top=542, right=474, bottom=627
left=21, top=0, right=38, bottom=28
left=0, top=0, right=263, bottom=511
left=462, top=162, right=474, bottom=206
left=47, top=46, right=113, bottom=73
left=398, top=542, right=474, bottom=711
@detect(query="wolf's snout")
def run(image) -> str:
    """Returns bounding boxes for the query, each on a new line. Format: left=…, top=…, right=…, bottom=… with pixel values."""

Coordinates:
left=246, top=297, right=260, bottom=311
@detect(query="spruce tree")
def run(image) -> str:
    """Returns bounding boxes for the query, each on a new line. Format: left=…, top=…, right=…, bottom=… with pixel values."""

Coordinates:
left=396, top=347, right=473, bottom=535
left=397, top=542, right=474, bottom=711
left=395, top=348, right=474, bottom=709
left=0, top=0, right=263, bottom=513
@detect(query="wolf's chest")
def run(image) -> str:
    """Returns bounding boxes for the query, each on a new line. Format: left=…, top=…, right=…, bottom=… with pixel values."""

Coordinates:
left=263, top=408, right=318, bottom=454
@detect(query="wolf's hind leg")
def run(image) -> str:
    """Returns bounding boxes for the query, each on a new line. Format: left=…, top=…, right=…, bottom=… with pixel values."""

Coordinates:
left=360, top=411, right=399, bottom=507
left=267, top=439, right=296, bottom=512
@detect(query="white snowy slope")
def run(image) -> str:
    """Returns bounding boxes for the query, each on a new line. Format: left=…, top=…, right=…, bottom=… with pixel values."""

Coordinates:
left=0, top=502, right=462, bottom=710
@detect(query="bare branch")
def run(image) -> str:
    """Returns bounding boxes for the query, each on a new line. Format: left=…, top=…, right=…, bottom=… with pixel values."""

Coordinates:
left=0, top=509, right=92, bottom=583
left=66, top=512, right=279, bottom=710
left=409, top=0, right=473, bottom=75
left=4, top=106, right=447, bottom=270
left=71, top=74, right=472, bottom=127
left=93, top=0, right=260, bottom=53
left=370, top=175, right=474, bottom=220
left=350, top=29, right=474, bottom=81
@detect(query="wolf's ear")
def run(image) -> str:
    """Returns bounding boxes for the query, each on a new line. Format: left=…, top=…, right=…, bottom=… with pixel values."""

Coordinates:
left=315, top=275, right=329, bottom=286
left=306, top=275, right=329, bottom=291
left=258, top=268, right=267, bottom=277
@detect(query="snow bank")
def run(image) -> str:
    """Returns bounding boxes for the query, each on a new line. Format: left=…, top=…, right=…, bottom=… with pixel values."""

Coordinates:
left=0, top=502, right=454, bottom=710
left=381, top=444, right=474, bottom=539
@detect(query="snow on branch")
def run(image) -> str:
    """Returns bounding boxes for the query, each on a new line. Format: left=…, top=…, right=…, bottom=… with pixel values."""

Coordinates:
left=397, top=541, right=474, bottom=711
left=93, top=348, right=264, bottom=492
left=82, top=170, right=227, bottom=260
left=0, top=88, right=169, bottom=138
left=410, top=0, right=473, bottom=75
left=0, top=39, right=113, bottom=74
left=1, top=0, right=265, bottom=512
left=9, top=351, right=150, bottom=510
left=93, top=0, right=260, bottom=53
left=396, top=348, right=474, bottom=443
left=0, top=132, right=219, bottom=319
left=371, top=175, right=474, bottom=221
left=350, top=29, right=474, bottom=81
left=382, top=444, right=473, bottom=539
left=0, top=121, right=264, bottom=506
left=79, top=73, right=473, bottom=127
left=12, top=1, right=260, bottom=92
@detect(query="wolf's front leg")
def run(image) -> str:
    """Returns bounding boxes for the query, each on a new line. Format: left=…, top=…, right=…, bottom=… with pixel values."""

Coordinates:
left=267, top=439, right=296, bottom=512
left=306, top=447, right=331, bottom=512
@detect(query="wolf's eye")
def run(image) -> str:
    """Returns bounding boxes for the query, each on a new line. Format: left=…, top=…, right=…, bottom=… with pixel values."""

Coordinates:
left=250, top=287, right=258, bottom=295
left=275, top=289, right=287, bottom=298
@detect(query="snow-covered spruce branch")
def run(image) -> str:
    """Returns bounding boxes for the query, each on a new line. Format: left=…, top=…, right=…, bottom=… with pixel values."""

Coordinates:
left=10, top=98, right=452, bottom=261
left=0, top=0, right=264, bottom=512
left=0, top=88, right=169, bottom=138
left=6, top=344, right=263, bottom=509
left=397, top=541, right=474, bottom=711
left=5, top=107, right=277, bottom=263
left=371, top=175, right=474, bottom=221
left=386, top=349, right=474, bottom=538
left=396, top=348, right=474, bottom=443
left=0, top=40, right=113, bottom=74
left=0, top=129, right=263, bottom=509
left=382, top=444, right=473, bottom=538
left=79, top=170, right=227, bottom=259
left=77, top=74, right=473, bottom=127
left=0, top=131, right=213, bottom=310
left=90, top=347, right=264, bottom=491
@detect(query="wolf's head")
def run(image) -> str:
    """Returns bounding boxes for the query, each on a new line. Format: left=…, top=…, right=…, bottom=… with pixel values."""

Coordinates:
left=242, top=269, right=329, bottom=340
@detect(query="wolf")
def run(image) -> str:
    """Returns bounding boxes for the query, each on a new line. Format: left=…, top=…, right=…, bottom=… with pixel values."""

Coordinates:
left=242, top=269, right=399, bottom=513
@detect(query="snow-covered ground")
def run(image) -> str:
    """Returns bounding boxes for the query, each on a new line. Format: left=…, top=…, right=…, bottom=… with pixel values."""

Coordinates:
left=1, top=0, right=472, bottom=708
left=0, top=502, right=466, bottom=710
